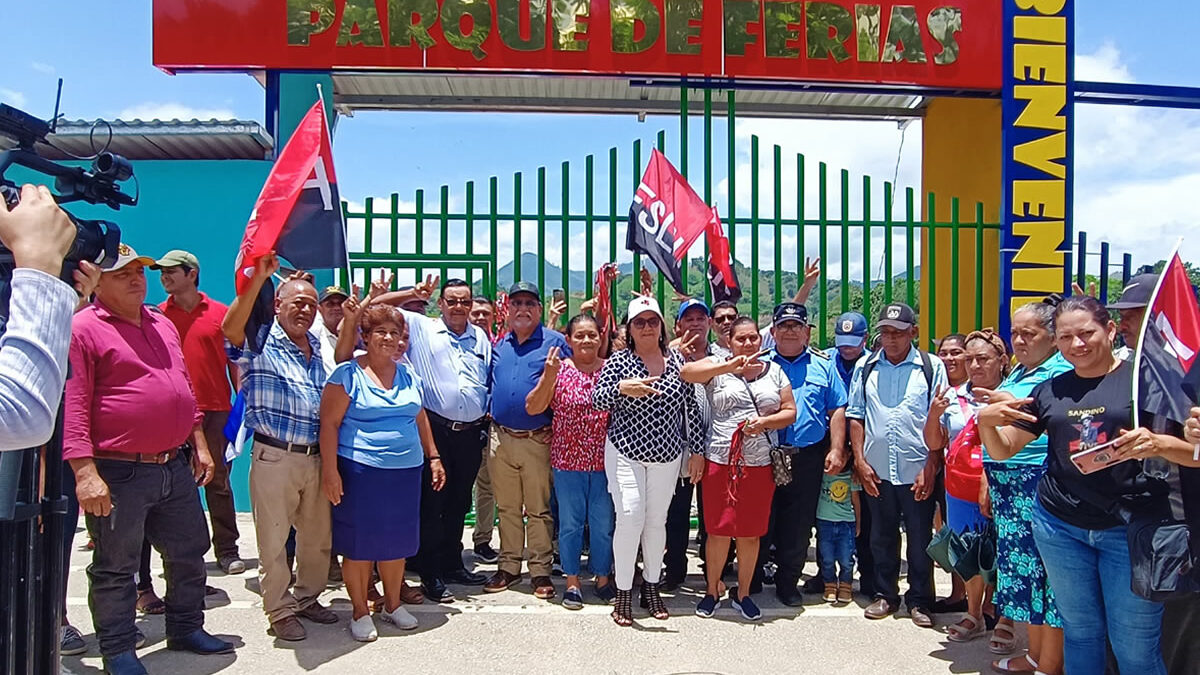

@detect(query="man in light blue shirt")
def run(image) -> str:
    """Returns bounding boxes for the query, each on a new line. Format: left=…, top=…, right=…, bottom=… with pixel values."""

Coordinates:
left=846, top=302, right=947, bottom=628
left=392, top=278, right=492, bottom=601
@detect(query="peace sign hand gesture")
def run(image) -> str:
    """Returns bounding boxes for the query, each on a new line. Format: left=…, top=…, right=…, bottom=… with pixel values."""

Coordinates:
left=543, top=346, right=563, bottom=376
left=415, top=273, right=440, bottom=302
left=367, top=270, right=395, bottom=305
left=928, top=385, right=952, bottom=418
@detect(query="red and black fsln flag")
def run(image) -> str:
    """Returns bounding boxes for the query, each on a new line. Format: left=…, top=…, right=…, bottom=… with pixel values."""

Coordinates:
left=1138, top=254, right=1200, bottom=424
left=627, top=149, right=709, bottom=294
left=235, top=99, right=347, bottom=294
left=706, top=207, right=741, bottom=304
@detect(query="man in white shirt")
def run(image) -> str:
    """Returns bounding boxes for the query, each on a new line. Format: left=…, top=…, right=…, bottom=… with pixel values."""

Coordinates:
left=313, top=285, right=349, bottom=374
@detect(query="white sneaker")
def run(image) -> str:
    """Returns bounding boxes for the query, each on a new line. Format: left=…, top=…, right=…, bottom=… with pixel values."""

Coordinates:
left=381, top=605, right=418, bottom=630
left=349, top=614, right=377, bottom=642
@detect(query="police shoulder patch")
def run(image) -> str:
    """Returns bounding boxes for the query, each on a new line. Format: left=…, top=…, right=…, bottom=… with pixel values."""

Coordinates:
left=809, top=346, right=829, bottom=359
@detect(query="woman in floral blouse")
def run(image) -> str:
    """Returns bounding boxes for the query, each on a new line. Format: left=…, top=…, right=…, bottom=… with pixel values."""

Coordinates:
left=526, top=314, right=614, bottom=610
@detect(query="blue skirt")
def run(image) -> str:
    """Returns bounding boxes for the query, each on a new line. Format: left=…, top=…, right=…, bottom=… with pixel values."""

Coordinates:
left=946, top=494, right=989, bottom=534
left=332, top=456, right=421, bottom=561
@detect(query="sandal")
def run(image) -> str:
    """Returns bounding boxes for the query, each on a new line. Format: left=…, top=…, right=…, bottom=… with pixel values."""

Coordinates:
left=136, top=588, right=166, bottom=615
left=991, top=653, right=1038, bottom=674
left=639, top=581, right=669, bottom=620
left=612, top=589, right=633, bottom=627
left=947, top=613, right=986, bottom=642
left=989, top=618, right=1017, bottom=655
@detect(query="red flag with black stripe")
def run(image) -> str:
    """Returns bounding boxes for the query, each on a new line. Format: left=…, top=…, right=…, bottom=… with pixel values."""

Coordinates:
left=234, top=100, right=347, bottom=294
left=706, top=207, right=741, bottom=304
left=627, top=149, right=709, bottom=294
left=1134, top=251, right=1200, bottom=426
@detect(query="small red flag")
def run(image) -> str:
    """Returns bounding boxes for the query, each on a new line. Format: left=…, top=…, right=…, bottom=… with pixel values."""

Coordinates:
left=234, top=100, right=346, bottom=294
left=706, top=207, right=741, bottom=304
left=1135, top=252, right=1200, bottom=426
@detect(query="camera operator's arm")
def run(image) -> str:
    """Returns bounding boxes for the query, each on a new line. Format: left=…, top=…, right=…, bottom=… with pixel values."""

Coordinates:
left=0, top=185, right=80, bottom=450
left=222, top=253, right=279, bottom=347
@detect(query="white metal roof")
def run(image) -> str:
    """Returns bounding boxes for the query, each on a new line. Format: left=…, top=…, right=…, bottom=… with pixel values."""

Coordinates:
left=328, top=73, right=925, bottom=120
left=35, top=119, right=273, bottom=161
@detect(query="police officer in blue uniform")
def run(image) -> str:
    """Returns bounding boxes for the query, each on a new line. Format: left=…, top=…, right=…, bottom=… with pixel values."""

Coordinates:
left=757, top=302, right=848, bottom=606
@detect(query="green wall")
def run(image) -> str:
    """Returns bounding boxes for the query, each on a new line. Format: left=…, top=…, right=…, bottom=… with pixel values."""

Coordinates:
left=13, top=158, right=271, bottom=511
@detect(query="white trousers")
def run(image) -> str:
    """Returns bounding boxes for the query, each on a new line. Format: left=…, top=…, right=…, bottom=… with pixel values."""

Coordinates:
left=605, top=440, right=683, bottom=591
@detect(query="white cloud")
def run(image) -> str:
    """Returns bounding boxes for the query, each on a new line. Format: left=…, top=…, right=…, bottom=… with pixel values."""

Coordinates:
left=30, top=62, right=55, bottom=75
left=0, top=88, right=27, bottom=108
left=115, top=102, right=237, bottom=121
left=1072, top=44, right=1200, bottom=268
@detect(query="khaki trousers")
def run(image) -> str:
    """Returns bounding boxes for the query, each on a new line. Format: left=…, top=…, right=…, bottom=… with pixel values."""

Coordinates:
left=249, top=441, right=331, bottom=623
left=472, top=425, right=499, bottom=546
left=491, top=428, right=553, bottom=577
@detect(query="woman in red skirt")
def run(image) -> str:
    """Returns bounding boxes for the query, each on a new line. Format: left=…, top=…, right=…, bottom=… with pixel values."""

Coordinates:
left=682, top=316, right=796, bottom=621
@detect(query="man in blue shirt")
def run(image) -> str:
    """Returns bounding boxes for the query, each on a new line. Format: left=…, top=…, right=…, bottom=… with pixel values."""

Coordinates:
left=763, top=302, right=847, bottom=607
left=393, top=278, right=493, bottom=602
left=846, top=302, right=947, bottom=628
left=483, top=282, right=570, bottom=600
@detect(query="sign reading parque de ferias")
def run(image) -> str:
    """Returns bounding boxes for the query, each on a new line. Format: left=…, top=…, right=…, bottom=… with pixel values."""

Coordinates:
left=153, top=0, right=1002, bottom=89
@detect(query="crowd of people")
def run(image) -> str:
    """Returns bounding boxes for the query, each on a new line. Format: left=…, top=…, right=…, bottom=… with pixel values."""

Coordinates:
left=0, top=185, right=1186, bottom=675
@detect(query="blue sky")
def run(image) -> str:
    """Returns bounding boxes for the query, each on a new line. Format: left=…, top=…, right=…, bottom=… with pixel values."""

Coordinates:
left=4, top=1, right=1200, bottom=279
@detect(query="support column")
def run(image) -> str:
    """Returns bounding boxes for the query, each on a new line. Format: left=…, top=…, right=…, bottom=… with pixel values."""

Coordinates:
left=921, top=97, right=1002, bottom=344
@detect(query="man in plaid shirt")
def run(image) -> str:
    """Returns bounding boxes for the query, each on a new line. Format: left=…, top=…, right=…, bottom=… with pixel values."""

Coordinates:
left=222, top=253, right=339, bottom=642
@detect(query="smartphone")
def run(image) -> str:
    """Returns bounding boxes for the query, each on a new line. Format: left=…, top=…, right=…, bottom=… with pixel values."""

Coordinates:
left=552, top=288, right=565, bottom=303
left=1069, top=438, right=1131, bottom=475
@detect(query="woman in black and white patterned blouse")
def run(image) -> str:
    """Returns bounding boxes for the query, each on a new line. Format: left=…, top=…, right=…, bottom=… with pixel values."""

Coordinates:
left=593, top=296, right=705, bottom=627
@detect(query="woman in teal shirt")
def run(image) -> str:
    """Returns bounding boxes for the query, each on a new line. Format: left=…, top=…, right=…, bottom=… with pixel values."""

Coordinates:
left=320, top=303, right=444, bottom=642
left=983, top=300, right=1070, bottom=674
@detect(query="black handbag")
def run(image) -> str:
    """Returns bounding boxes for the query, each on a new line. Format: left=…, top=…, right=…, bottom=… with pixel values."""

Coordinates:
left=1073, top=479, right=1197, bottom=602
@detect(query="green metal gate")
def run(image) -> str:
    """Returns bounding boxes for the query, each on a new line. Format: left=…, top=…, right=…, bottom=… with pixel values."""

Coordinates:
left=339, top=88, right=1002, bottom=348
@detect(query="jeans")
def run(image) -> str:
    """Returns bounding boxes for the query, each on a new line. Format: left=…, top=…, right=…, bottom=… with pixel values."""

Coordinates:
left=817, top=519, right=855, bottom=584
left=1031, top=501, right=1166, bottom=675
left=866, top=479, right=935, bottom=610
left=553, top=469, right=614, bottom=577
left=413, top=422, right=486, bottom=578
left=200, top=410, right=240, bottom=559
left=85, top=453, right=211, bottom=656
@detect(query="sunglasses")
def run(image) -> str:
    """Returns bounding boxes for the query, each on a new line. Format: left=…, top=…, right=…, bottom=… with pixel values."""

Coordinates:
left=441, top=298, right=473, bottom=307
left=631, top=316, right=662, bottom=330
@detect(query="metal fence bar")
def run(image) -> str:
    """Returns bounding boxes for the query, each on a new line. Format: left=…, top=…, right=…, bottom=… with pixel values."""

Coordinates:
left=862, top=174, right=872, bottom=323
left=609, top=147, right=618, bottom=313
left=513, top=173, right=522, bottom=283
left=975, top=203, right=985, bottom=330
left=818, top=162, right=829, bottom=347
left=680, top=86, right=689, bottom=295
left=840, top=169, right=850, bottom=317
left=632, top=139, right=642, bottom=289
left=751, top=135, right=761, bottom=321
left=537, top=166, right=547, bottom=301
left=465, top=180, right=476, bottom=289
left=1076, top=230, right=1087, bottom=289
left=703, top=89, right=713, bottom=306
left=489, top=176, right=498, bottom=298
left=656, top=130, right=666, bottom=308
left=585, top=155, right=595, bottom=301
left=884, top=182, right=894, bottom=306
left=561, top=161, right=571, bottom=309
left=949, top=196, right=960, bottom=334
left=1099, top=241, right=1111, bottom=305
left=414, top=189, right=425, bottom=280
left=905, top=187, right=915, bottom=308
left=773, top=144, right=783, bottom=308
left=727, top=91, right=737, bottom=266
left=927, top=192, right=938, bottom=346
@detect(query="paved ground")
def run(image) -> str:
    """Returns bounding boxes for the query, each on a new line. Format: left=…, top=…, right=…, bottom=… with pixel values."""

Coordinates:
left=62, top=514, right=1015, bottom=674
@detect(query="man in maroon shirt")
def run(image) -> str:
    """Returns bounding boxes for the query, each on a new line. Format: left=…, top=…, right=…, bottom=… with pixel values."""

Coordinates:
left=153, top=249, right=245, bottom=575
left=65, top=245, right=235, bottom=674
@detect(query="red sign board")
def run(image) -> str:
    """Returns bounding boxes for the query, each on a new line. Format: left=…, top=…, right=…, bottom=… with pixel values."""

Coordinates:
left=153, top=0, right=1001, bottom=90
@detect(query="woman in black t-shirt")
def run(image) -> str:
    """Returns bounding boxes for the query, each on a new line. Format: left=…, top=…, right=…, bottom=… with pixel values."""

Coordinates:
left=977, top=296, right=1184, bottom=675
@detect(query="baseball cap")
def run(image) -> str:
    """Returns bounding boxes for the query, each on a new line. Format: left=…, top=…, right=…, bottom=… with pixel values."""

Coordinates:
left=627, top=296, right=664, bottom=321
left=772, top=302, right=809, bottom=327
left=876, top=303, right=916, bottom=330
left=834, top=312, right=869, bottom=347
left=150, top=249, right=199, bottom=270
left=107, top=243, right=155, bottom=272
left=508, top=280, right=541, bottom=301
left=319, top=286, right=349, bottom=303
left=677, top=298, right=711, bottom=321
left=1107, top=273, right=1158, bottom=310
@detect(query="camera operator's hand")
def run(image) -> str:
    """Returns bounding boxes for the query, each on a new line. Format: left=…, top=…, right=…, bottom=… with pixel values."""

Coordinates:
left=73, top=261, right=101, bottom=310
left=70, top=459, right=112, bottom=517
left=0, top=184, right=75, bottom=277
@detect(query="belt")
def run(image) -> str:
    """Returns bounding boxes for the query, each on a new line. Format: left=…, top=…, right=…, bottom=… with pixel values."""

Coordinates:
left=497, top=425, right=551, bottom=439
left=426, top=410, right=488, bottom=432
left=253, top=432, right=319, bottom=456
left=93, top=446, right=184, bottom=465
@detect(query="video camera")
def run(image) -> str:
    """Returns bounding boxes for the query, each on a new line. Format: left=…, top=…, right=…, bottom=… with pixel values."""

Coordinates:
left=0, top=102, right=132, bottom=325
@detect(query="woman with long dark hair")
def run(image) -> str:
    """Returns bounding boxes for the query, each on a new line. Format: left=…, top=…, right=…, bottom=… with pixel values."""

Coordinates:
left=978, top=295, right=1187, bottom=675
left=593, top=297, right=704, bottom=627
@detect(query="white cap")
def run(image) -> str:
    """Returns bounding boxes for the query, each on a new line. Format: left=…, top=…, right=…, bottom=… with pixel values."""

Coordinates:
left=627, top=296, right=663, bottom=321
left=106, top=243, right=155, bottom=272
